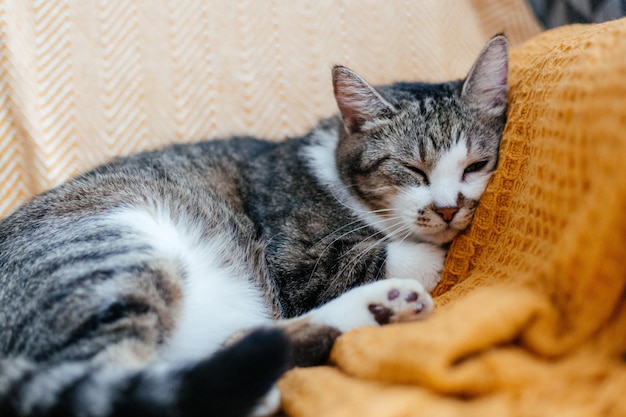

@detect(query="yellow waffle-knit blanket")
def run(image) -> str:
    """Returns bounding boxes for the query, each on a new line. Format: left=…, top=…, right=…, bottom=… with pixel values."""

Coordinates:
left=279, top=18, right=626, bottom=417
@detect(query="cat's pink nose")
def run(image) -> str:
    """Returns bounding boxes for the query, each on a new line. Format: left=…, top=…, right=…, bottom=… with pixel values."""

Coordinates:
left=435, top=206, right=458, bottom=222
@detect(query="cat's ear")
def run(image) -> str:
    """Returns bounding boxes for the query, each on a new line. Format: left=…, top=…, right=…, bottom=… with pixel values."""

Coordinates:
left=461, top=35, right=508, bottom=114
left=332, top=66, right=397, bottom=134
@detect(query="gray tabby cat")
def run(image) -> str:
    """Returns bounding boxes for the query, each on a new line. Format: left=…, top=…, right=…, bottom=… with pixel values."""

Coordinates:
left=0, top=35, right=508, bottom=417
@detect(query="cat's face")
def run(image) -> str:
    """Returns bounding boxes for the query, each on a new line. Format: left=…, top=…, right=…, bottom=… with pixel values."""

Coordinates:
left=333, top=36, right=508, bottom=245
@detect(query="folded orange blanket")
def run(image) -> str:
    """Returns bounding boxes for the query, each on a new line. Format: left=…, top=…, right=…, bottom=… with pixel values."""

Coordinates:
left=279, top=18, right=626, bottom=417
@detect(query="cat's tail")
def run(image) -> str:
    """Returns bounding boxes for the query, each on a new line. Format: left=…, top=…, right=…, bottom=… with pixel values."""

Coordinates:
left=0, top=328, right=291, bottom=417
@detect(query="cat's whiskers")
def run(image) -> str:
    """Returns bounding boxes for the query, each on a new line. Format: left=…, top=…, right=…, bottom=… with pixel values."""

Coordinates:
left=310, top=210, right=400, bottom=252
left=329, top=224, right=412, bottom=289
left=308, top=221, right=379, bottom=282
left=333, top=216, right=406, bottom=262
left=308, top=212, right=403, bottom=281
left=396, top=229, right=414, bottom=248
left=275, top=209, right=394, bottom=248
left=329, top=219, right=412, bottom=285
left=324, top=181, right=413, bottom=236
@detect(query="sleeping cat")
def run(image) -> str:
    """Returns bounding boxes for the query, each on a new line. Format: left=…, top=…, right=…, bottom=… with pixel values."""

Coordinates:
left=0, top=35, right=508, bottom=417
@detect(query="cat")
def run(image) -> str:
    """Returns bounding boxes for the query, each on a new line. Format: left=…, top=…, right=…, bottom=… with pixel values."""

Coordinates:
left=0, top=35, right=508, bottom=417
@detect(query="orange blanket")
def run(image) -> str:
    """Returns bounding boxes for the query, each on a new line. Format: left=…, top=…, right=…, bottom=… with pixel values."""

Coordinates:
left=279, top=18, right=626, bottom=417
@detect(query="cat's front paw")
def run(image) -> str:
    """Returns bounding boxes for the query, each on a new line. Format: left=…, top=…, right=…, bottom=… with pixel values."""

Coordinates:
left=364, top=278, right=434, bottom=325
left=309, top=278, right=434, bottom=332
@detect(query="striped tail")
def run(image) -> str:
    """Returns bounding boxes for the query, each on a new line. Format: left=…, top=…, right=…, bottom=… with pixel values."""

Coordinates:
left=0, top=329, right=291, bottom=417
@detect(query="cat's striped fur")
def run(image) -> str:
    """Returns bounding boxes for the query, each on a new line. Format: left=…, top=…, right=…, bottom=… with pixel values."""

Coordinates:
left=0, top=36, right=508, bottom=416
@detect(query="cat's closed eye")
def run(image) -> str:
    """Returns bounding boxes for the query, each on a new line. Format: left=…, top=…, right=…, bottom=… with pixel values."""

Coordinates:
left=462, top=160, right=489, bottom=180
left=404, top=165, right=429, bottom=184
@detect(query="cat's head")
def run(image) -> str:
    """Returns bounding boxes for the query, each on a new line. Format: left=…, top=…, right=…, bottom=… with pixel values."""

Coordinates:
left=333, top=35, right=508, bottom=245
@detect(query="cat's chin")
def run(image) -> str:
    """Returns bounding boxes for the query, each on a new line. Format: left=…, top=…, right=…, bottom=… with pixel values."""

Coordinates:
left=411, top=226, right=462, bottom=246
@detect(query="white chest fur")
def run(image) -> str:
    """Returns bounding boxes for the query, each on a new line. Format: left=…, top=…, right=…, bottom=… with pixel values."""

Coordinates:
left=384, top=240, right=446, bottom=292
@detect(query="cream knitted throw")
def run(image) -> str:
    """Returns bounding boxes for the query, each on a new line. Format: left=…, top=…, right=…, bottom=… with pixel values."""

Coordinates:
left=0, top=0, right=540, bottom=217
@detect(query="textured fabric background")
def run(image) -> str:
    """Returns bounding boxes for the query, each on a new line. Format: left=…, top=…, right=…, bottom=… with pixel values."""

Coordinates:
left=0, top=0, right=541, bottom=217
left=280, top=18, right=626, bottom=417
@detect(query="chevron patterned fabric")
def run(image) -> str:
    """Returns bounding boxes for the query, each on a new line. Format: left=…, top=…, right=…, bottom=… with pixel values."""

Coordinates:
left=0, top=0, right=541, bottom=218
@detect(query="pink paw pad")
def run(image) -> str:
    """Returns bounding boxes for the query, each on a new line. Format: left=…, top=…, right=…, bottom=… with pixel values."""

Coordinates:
left=387, top=289, right=400, bottom=300
left=368, top=304, right=393, bottom=325
left=405, top=291, right=418, bottom=302
left=367, top=282, right=432, bottom=325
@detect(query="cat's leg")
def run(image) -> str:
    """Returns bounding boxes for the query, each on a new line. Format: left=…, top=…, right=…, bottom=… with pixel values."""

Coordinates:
left=0, top=329, right=289, bottom=417
left=385, top=241, right=446, bottom=291
left=249, top=279, right=434, bottom=415
left=269, top=278, right=432, bottom=368
left=302, top=277, right=434, bottom=332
